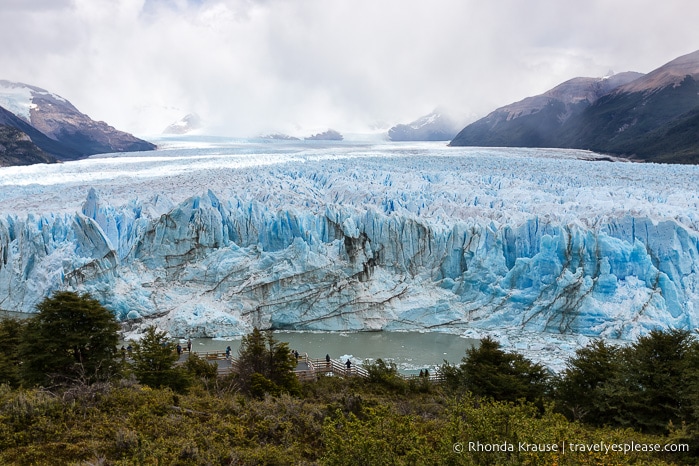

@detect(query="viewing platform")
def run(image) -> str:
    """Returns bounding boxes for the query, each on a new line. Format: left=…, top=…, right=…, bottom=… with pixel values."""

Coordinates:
left=178, top=350, right=442, bottom=382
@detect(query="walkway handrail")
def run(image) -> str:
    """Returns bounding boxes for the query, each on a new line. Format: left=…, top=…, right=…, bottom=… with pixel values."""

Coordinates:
left=178, top=351, right=442, bottom=382
left=306, top=358, right=442, bottom=382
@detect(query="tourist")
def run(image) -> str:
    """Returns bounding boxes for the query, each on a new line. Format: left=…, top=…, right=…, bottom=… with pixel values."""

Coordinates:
left=176, top=343, right=182, bottom=355
left=225, top=346, right=231, bottom=359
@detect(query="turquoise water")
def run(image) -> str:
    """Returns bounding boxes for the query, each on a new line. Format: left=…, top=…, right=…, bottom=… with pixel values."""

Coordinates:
left=3, top=313, right=477, bottom=374
left=185, top=330, right=478, bottom=374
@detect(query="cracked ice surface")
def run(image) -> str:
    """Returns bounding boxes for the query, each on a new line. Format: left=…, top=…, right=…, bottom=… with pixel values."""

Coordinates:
left=1, top=137, right=699, bottom=365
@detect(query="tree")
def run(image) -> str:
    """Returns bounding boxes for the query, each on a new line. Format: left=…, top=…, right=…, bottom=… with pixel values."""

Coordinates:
left=364, top=358, right=408, bottom=392
left=459, top=336, right=550, bottom=405
left=601, top=329, right=695, bottom=433
left=19, top=291, right=120, bottom=387
left=234, top=327, right=299, bottom=397
left=555, top=339, right=621, bottom=423
left=131, top=326, right=190, bottom=392
left=0, top=318, right=27, bottom=387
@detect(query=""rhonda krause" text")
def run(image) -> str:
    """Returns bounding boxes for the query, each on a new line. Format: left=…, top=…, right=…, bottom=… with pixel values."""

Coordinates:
left=457, top=441, right=689, bottom=455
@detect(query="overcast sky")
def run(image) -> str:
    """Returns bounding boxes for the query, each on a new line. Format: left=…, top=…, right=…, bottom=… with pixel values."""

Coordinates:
left=1, top=0, right=697, bottom=137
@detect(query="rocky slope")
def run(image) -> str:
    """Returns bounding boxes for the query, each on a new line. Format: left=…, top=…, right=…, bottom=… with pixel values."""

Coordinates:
left=0, top=124, right=55, bottom=167
left=0, top=80, right=156, bottom=163
left=449, top=72, right=643, bottom=149
left=450, top=50, right=699, bottom=164
left=0, top=105, right=74, bottom=161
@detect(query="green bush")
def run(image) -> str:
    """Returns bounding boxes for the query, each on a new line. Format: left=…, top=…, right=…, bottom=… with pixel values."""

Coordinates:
left=19, top=291, right=121, bottom=387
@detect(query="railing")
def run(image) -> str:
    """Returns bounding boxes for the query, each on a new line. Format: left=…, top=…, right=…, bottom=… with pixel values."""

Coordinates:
left=192, top=350, right=228, bottom=360
left=180, top=351, right=443, bottom=382
left=186, top=350, right=234, bottom=374
left=305, top=358, right=369, bottom=379
left=300, top=357, right=442, bottom=383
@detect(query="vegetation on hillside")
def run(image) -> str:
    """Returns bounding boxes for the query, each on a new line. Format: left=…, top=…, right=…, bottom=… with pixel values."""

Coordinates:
left=0, top=291, right=698, bottom=464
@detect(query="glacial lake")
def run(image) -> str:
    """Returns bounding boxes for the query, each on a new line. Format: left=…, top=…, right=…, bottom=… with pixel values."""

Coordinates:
left=1, top=311, right=475, bottom=373
left=185, top=331, right=479, bottom=374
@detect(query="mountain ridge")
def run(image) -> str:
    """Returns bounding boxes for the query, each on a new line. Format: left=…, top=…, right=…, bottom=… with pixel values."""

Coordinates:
left=388, top=109, right=464, bottom=141
left=450, top=50, right=699, bottom=164
left=0, top=80, right=156, bottom=165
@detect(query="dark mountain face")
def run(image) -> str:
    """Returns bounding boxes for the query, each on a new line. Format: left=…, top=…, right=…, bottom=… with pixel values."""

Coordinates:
left=26, top=90, right=156, bottom=157
left=0, top=124, right=56, bottom=167
left=449, top=50, right=699, bottom=164
left=560, top=75, right=699, bottom=163
left=449, top=73, right=643, bottom=149
left=0, top=80, right=156, bottom=164
left=0, top=105, right=76, bottom=160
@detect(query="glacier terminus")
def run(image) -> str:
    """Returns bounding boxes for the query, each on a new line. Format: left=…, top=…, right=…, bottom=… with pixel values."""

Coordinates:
left=1, top=138, right=698, bottom=363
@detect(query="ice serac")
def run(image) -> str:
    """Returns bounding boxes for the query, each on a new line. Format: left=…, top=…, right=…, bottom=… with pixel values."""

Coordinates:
left=1, top=188, right=698, bottom=340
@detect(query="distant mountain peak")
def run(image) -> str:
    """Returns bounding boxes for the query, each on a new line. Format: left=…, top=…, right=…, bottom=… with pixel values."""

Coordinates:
left=305, top=129, right=343, bottom=141
left=163, top=113, right=202, bottom=135
left=388, top=109, right=465, bottom=141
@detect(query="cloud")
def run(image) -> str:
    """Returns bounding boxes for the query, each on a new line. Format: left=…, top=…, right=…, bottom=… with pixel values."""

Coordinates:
left=1, top=0, right=72, bottom=10
left=0, top=0, right=697, bottom=137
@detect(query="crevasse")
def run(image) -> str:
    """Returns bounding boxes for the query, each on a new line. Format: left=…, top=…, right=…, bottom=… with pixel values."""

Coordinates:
left=1, top=186, right=697, bottom=340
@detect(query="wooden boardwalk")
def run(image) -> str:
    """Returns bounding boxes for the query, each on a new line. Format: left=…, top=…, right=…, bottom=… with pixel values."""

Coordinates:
left=178, top=351, right=442, bottom=382
left=177, top=350, right=233, bottom=374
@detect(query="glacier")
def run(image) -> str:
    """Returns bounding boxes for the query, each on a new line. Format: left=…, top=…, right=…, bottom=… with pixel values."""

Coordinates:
left=1, top=138, right=699, bottom=353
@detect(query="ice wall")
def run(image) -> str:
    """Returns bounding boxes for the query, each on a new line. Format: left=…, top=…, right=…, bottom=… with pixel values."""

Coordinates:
left=1, top=187, right=697, bottom=340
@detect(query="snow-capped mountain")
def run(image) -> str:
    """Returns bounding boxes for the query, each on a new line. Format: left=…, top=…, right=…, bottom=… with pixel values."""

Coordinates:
left=1, top=141, right=698, bottom=349
left=450, top=50, right=699, bottom=164
left=388, top=109, right=465, bottom=141
left=0, top=80, right=156, bottom=163
left=162, top=113, right=202, bottom=135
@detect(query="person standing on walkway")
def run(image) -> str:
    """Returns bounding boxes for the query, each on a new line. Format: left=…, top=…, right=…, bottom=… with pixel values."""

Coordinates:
left=225, top=346, right=231, bottom=359
left=176, top=343, right=182, bottom=356
left=345, top=359, right=352, bottom=374
left=187, top=339, right=192, bottom=353
left=325, top=354, right=331, bottom=367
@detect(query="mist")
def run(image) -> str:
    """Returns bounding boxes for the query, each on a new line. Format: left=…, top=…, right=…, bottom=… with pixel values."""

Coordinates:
left=1, top=0, right=697, bottom=137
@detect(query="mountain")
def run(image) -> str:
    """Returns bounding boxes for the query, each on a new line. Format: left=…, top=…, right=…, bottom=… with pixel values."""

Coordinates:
left=449, top=72, right=643, bottom=149
left=163, top=113, right=202, bottom=135
left=0, top=123, right=55, bottom=167
left=305, top=129, right=343, bottom=140
left=0, top=80, right=156, bottom=163
left=388, top=109, right=464, bottom=141
left=260, top=133, right=300, bottom=140
left=0, top=105, right=72, bottom=162
left=450, top=50, right=699, bottom=164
